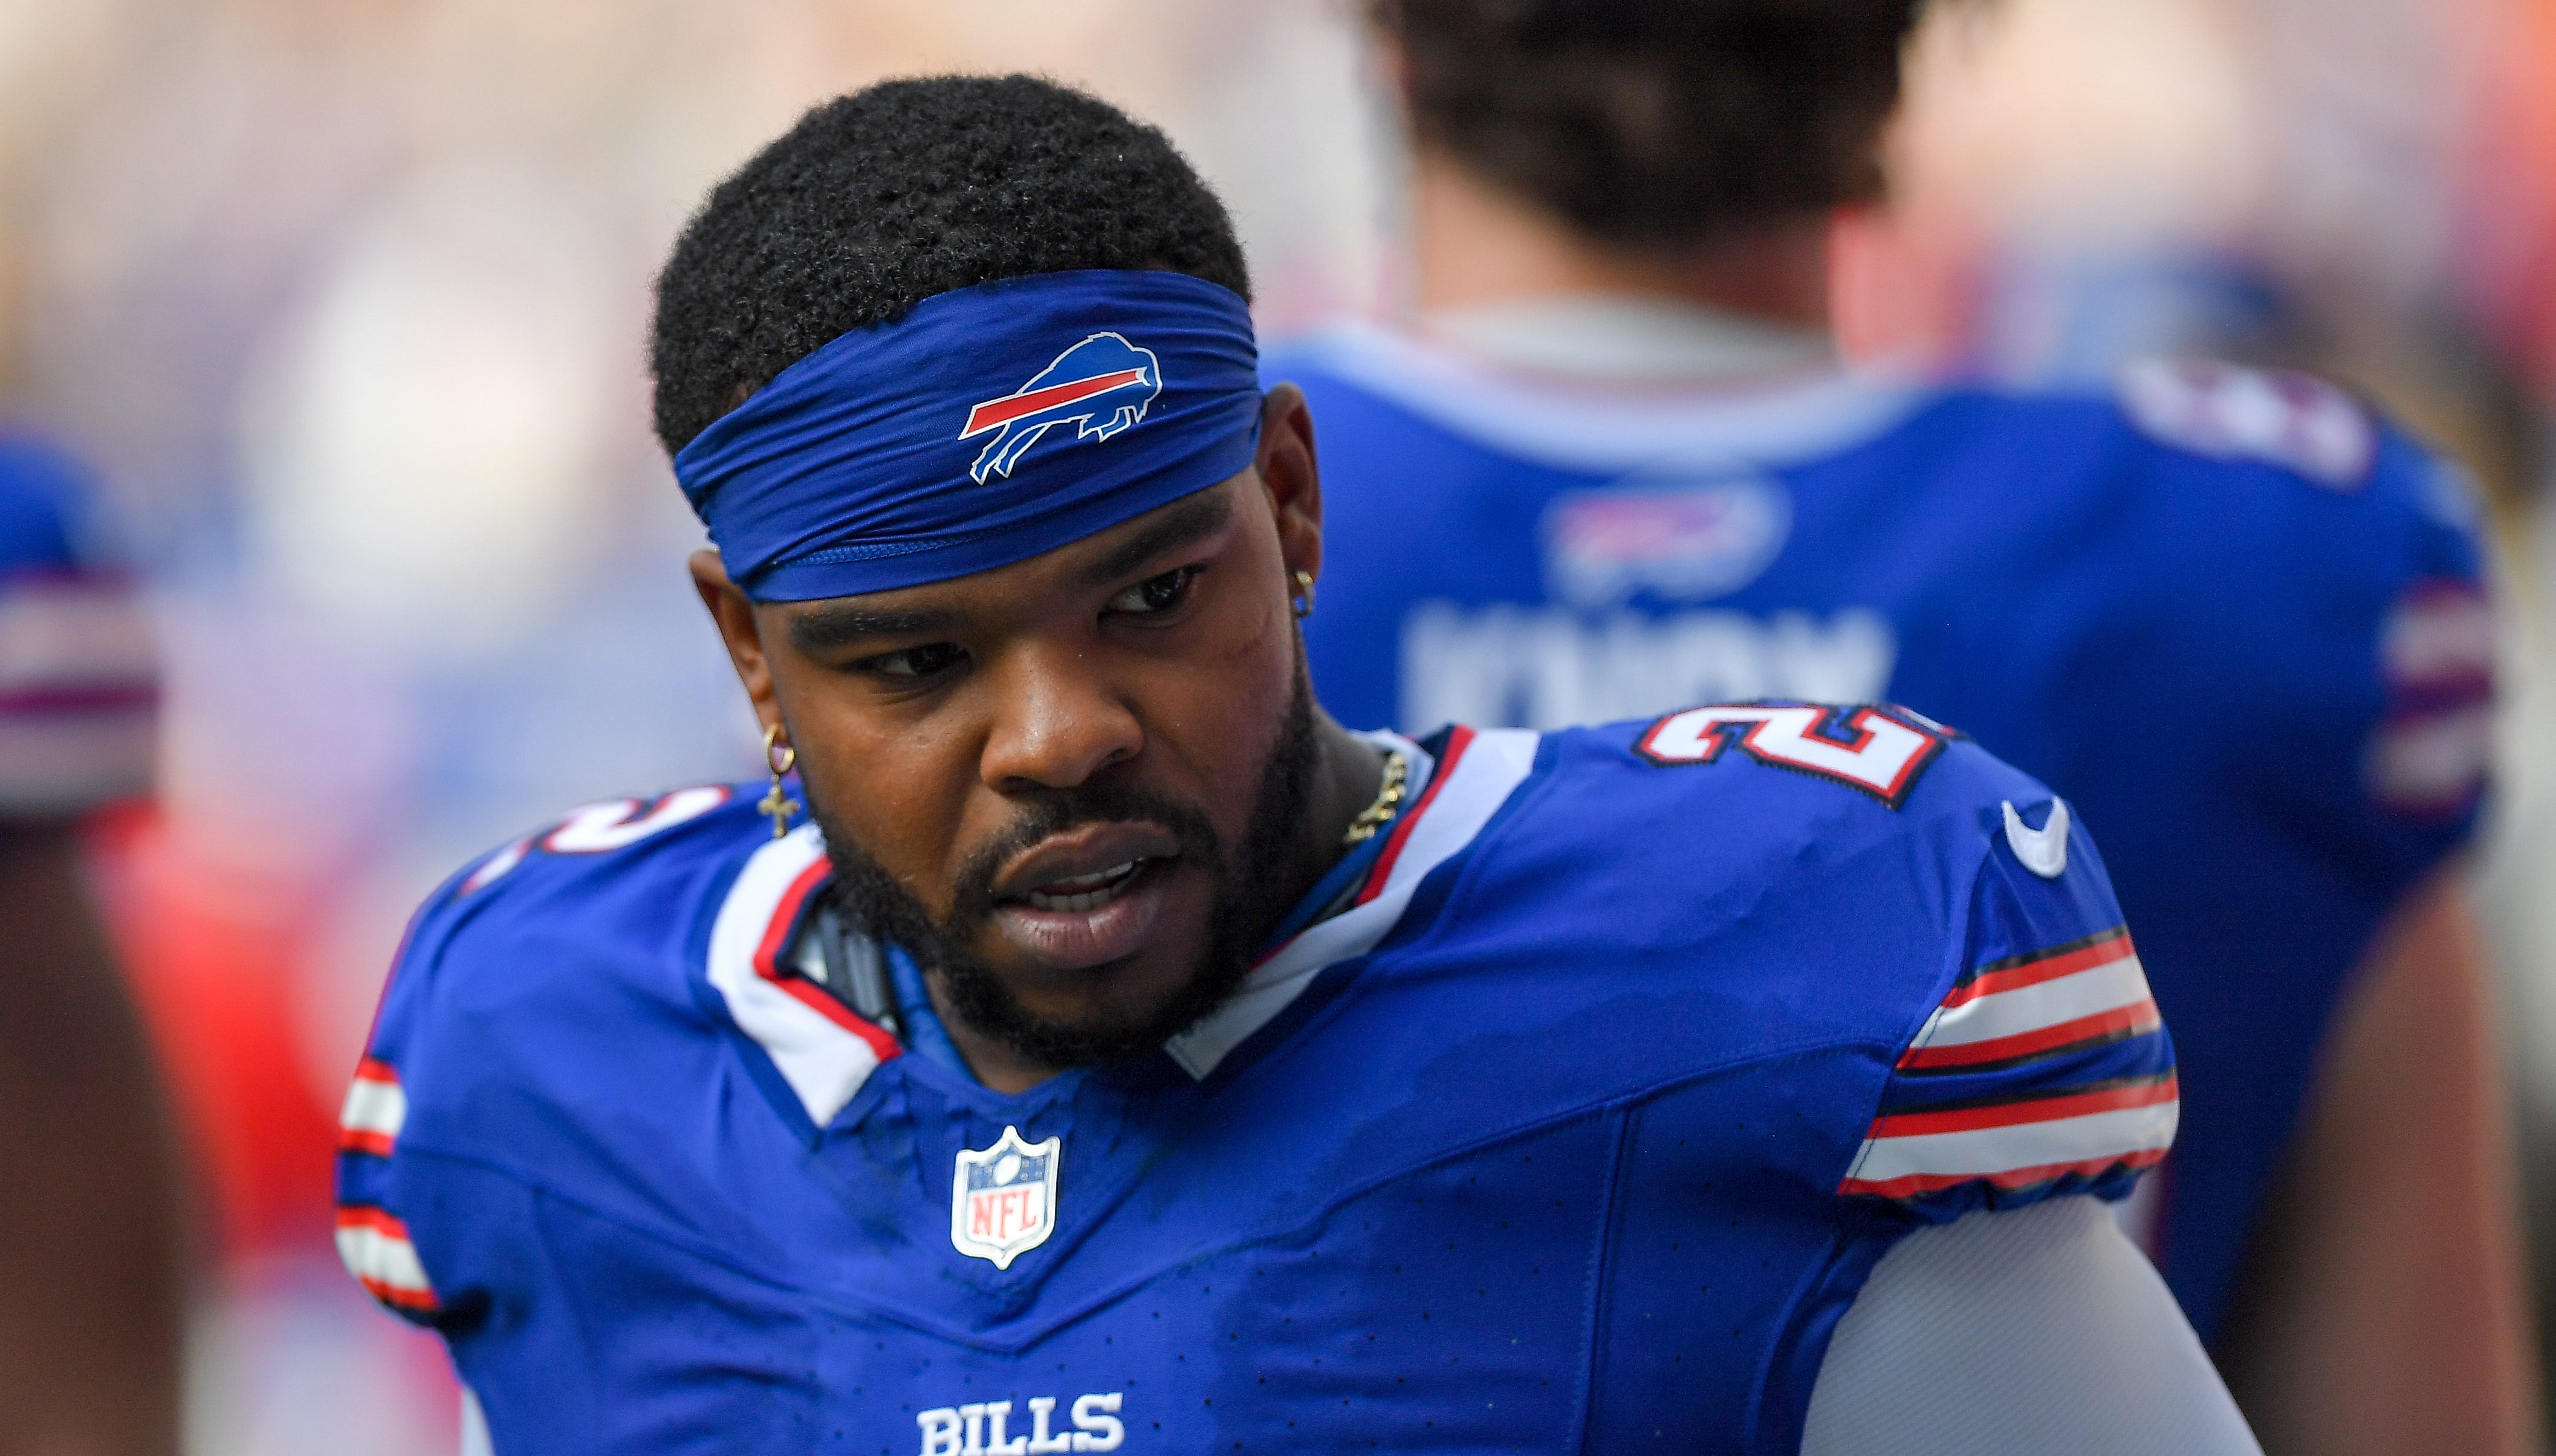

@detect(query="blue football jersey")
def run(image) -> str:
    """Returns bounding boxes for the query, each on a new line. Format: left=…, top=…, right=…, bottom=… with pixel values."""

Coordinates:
left=0, top=433, right=155, bottom=814
left=338, top=719, right=2174, bottom=1454
left=1269, top=328, right=2493, bottom=1344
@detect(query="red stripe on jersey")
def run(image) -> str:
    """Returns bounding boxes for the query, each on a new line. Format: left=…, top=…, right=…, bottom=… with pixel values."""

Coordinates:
left=363, top=1278, right=441, bottom=1312
left=0, top=564, right=138, bottom=589
left=751, top=857, right=901, bottom=1063
left=1840, top=1145, right=2169, bottom=1200
left=1355, top=728, right=1475, bottom=910
left=338, top=1058, right=403, bottom=1155
left=337, top=1202, right=440, bottom=1306
left=0, top=684, right=161, bottom=714
left=1941, top=928, right=2135, bottom=1008
left=336, top=1205, right=407, bottom=1238
left=1868, top=1073, right=2179, bottom=1139
left=1896, top=998, right=2162, bottom=1071
left=962, top=370, right=1149, bottom=435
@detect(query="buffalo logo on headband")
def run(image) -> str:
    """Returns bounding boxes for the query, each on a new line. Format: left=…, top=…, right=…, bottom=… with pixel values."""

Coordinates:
left=959, top=332, right=1164, bottom=483
left=675, top=272, right=1259, bottom=602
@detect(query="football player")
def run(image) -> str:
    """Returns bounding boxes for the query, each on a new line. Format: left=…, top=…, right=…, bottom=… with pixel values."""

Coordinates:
left=0, top=435, right=181, bottom=1454
left=1270, top=2, right=2533, bottom=1451
left=336, top=77, right=2258, bottom=1453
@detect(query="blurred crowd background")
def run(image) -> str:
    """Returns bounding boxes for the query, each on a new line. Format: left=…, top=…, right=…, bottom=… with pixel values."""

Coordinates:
left=0, top=0, right=2550, bottom=1448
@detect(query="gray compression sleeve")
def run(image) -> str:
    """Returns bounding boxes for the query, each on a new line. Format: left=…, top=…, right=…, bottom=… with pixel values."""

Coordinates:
left=461, top=1386, right=493, bottom=1456
left=1802, top=1196, right=2260, bottom=1455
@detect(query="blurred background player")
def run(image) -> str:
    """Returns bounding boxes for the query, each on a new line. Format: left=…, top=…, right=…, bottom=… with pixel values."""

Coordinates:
left=0, top=435, right=182, bottom=1454
left=1263, top=1, right=2537, bottom=1451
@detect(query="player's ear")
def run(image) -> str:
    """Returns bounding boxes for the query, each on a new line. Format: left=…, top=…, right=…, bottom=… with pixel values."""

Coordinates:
left=689, top=548, right=780, bottom=732
left=1256, top=383, right=1323, bottom=590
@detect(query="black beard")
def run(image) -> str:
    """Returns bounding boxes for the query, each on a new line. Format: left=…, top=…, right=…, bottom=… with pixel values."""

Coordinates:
left=809, top=664, right=1322, bottom=1070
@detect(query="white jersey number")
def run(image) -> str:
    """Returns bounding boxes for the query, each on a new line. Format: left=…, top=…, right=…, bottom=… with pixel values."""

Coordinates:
left=542, top=786, right=733, bottom=853
left=461, top=785, right=736, bottom=894
left=1637, top=703, right=1948, bottom=807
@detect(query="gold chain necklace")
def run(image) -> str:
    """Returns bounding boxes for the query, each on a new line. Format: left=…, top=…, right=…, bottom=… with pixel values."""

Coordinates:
left=1340, top=749, right=1410, bottom=847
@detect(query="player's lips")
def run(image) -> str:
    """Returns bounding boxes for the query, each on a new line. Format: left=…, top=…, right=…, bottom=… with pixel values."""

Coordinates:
left=989, top=823, right=1184, bottom=971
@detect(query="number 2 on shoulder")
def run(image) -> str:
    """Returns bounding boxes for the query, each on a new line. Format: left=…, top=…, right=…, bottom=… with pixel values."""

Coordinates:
left=1636, top=703, right=1949, bottom=807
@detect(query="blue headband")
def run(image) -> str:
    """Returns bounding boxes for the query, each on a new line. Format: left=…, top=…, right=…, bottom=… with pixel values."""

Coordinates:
left=673, top=270, right=1263, bottom=601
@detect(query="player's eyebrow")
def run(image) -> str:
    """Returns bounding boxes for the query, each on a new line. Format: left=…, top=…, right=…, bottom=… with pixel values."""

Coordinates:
left=786, top=601, right=965, bottom=654
left=785, top=492, right=1234, bottom=653
left=1075, top=490, right=1234, bottom=587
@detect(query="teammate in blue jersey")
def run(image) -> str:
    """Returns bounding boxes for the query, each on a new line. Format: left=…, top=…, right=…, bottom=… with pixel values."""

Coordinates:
left=335, top=77, right=2260, bottom=1453
left=1273, top=3, right=2534, bottom=1451
left=0, top=435, right=181, bottom=1455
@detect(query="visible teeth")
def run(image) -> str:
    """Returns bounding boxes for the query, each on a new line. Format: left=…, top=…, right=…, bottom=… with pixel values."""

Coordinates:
left=1028, top=888, right=1102, bottom=913
left=1049, top=860, right=1138, bottom=891
left=1025, top=859, right=1143, bottom=913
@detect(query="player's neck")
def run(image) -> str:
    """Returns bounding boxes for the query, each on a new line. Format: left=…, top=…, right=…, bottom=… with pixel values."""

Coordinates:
left=1409, top=151, right=1835, bottom=337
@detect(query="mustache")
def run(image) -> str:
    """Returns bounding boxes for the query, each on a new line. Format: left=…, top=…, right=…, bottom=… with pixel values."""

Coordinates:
left=811, top=663, right=1319, bottom=1071
left=946, top=779, right=1227, bottom=926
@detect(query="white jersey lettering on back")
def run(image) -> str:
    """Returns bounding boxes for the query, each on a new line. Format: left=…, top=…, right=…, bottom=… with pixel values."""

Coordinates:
left=1398, top=601, right=1896, bottom=731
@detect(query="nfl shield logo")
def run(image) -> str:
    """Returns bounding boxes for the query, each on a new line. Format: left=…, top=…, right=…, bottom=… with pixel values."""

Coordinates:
left=950, top=1126, right=1062, bottom=1269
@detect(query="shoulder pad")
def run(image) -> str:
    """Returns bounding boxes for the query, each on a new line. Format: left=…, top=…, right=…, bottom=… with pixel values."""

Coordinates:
left=333, top=780, right=772, bottom=1320
left=1841, top=796, right=2175, bottom=1220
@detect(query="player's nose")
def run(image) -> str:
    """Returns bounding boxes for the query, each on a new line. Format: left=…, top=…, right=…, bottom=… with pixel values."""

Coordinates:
left=977, top=640, right=1143, bottom=795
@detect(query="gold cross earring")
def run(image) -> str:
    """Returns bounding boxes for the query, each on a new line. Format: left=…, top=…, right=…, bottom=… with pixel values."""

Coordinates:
left=759, top=722, right=800, bottom=839
left=1291, top=568, right=1315, bottom=620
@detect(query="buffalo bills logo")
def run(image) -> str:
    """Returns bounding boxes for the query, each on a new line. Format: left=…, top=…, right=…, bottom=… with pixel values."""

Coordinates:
left=959, top=332, right=1164, bottom=483
left=1541, top=475, right=1791, bottom=609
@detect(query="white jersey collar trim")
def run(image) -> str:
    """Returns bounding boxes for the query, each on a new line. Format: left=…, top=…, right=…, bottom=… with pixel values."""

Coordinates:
left=704, top=823, right=900, bottom=1128
left=1163, top=726, right=1543, bottom=1080
left=1271, top=323, right=1925, bottom=477
left=709, top=728, right=1544, bottom=1107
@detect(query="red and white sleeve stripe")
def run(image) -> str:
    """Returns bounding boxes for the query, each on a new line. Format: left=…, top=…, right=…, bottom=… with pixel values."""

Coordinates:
left=1840, top=925, right=2178, bottom=1201
left=336, top=1205, right=438, bottom=1313
left=1895, top=928, right=2158, bottom=1073
left=1838, top=1073, right=2179, bottom=1199
left=338, top=1056, right=407, bottom=1157
left=0, top=574, right=157, bottom=814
